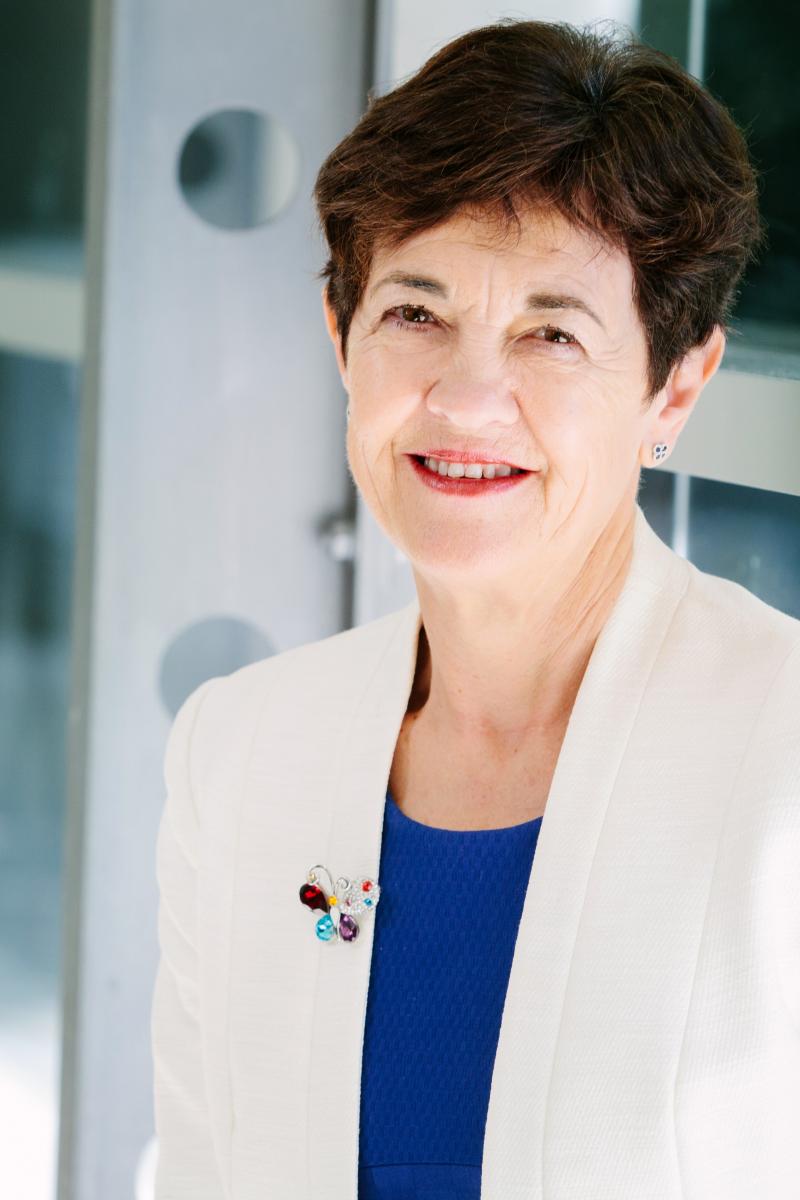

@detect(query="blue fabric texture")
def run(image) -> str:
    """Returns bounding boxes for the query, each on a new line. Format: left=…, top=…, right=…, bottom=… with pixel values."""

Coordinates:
left=358, top=787, right=543, bottom=1199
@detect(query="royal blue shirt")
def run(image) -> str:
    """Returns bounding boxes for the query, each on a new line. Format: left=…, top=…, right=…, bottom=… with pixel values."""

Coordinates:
left=358, top=787, right=543, bottom=1199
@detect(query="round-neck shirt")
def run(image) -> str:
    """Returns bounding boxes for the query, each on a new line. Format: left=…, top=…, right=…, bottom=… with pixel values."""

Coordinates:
left=358, top=786, right=543, bottom=1199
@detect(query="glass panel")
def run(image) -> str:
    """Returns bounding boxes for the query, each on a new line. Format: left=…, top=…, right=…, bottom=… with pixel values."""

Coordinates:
left=0, top=353, right=80, bottom=1198
left=638, top=466, right=676, bottom=547
left=703, top=0, right=800, bottom=334
left=637, top=1, right=800, bottom=620
left=638, top=0, right=800, bottom=379
left=701, top=0, right=800, bottom=377
left=0, top=0, right=88, bottom=242
left=687, top=477, right=800, bottom=618
left=0, top=3, right=88, bottom=1197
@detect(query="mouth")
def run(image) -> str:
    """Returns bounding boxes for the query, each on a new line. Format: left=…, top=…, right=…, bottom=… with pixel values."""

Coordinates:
left=407, top=453, right=535, bottom=495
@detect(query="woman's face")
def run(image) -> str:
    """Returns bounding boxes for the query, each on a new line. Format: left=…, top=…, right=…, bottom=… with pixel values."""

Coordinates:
left=323, top=204, right=719, bottom=584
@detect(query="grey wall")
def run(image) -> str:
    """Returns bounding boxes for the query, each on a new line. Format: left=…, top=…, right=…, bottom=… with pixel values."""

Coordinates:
left=59, top=2, right=370, bottom=1196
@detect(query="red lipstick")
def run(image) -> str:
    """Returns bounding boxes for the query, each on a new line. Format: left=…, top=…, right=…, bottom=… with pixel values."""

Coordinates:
left=407, top=454, right=535, bottom=497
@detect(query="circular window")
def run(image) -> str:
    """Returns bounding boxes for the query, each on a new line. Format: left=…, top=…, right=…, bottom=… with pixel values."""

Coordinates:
left=177, top=108, right=300, bottom=230
left=159, top=615, right=275, bottom=717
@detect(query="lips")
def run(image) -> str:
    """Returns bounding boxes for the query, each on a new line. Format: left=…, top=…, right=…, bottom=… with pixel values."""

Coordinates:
left=408, top=454, right=532, bottom=494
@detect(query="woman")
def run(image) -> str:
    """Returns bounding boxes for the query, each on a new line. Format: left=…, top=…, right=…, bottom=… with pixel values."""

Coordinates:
left=151, top=19, right=800, bottom=1200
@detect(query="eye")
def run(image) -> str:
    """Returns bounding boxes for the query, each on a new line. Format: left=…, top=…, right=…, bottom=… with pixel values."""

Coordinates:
left=529, top=324, right=579, bottom=346
left=383, top=303, right=439, bottom=332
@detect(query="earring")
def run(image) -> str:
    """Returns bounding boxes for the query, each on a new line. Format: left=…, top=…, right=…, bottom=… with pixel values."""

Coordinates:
left=346, top=404, right=351, bottom=422
left=652, top=442, right=669, bottom=463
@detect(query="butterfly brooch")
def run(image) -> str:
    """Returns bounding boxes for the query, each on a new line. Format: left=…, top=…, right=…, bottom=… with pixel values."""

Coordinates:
left=298, top=863, right=381, bottom=943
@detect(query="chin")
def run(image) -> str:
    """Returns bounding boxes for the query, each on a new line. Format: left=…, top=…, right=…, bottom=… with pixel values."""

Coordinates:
left=402, top=532, right=532, bottom=576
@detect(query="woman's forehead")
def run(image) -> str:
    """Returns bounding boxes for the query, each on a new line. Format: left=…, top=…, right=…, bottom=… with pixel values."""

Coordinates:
left=368, top=208, right=629, bottom=302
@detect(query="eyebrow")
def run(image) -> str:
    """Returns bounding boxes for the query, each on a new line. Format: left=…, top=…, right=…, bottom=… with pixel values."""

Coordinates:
left=368, top=270, right=607, bottom=332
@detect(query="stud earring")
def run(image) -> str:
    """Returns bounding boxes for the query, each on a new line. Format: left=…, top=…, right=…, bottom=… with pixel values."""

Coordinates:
left=652, top=442, right=669, bottom=463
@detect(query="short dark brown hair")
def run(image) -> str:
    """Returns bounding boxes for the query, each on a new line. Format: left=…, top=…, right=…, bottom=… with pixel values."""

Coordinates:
left=313, top=18, right=766, bottom=403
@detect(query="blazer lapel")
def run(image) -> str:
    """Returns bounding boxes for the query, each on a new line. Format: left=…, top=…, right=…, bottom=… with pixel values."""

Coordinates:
left=223, top=594, right=422, bottom=1200
left=305, top=597, right=423, bottom=1196
left=479, top=505, right=689, bottom=1198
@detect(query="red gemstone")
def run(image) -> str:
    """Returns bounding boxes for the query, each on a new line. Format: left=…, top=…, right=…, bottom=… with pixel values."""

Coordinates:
left=362, top=880, right=372, bottom=891
left=299, top=883, right=329, bottom=913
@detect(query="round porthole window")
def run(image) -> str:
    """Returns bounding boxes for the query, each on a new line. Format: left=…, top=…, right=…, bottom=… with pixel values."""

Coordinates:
left=159, top=616, right=275, bottom=718
left=177, top=108, right=301, bottom=230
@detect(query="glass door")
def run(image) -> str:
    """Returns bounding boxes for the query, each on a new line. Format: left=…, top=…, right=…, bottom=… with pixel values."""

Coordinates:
left=0, top=2, right=89, bottom=1197
left=637, top=0, right=800, bottom=609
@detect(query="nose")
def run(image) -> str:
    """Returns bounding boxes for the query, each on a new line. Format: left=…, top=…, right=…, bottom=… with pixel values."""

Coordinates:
left=425, top=367, right=519, bottom=430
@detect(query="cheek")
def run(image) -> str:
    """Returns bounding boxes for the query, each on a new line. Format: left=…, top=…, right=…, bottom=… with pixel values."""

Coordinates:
left=352, top=332, right=440, bottom=394
left=524, top=377, right=634, bottom=478
left=345, top=406, right=394, bottom=494
left=348, top=351, right=426, bottom=457
left=346, top=417, right=375, bottom=470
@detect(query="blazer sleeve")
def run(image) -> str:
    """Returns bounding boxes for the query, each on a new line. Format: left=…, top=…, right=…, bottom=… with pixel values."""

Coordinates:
left=151, top=676, right=227, bottom=1200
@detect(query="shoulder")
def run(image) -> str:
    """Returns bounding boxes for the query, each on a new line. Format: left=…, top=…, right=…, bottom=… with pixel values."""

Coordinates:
left=680, top=553, right=800, bottom=672
left=677, top=556, right=800, bottom=759
left=166, top=601, right=416, bottom=774
left=206, top=598, right=413, bottom=712
left=682, top=550, right=800, bottom=641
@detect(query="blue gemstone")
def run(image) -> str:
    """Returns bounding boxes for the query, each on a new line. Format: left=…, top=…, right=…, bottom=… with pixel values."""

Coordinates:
left=316, top=914, right=335, bottom=941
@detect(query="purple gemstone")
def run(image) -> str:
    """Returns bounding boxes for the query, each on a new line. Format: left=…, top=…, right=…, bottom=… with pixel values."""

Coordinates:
left=338, top=913, right=359, bottom=941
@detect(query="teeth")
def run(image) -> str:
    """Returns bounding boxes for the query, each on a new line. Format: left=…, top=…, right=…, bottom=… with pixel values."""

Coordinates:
left=423, top=456, right=522, bottom=479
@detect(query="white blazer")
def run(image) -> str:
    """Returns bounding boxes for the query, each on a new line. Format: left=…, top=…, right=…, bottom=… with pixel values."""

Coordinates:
left=151, top=502, right=800, bottom=1200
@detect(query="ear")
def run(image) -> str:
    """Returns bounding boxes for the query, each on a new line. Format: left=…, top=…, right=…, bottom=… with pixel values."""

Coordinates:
left=641, top=325, right=726, bottom=465
left=321, top=285, right=350, bottom=390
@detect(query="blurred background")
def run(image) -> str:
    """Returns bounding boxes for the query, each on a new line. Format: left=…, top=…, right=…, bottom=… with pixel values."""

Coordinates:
left=1, top=0, right=798, bottom=1197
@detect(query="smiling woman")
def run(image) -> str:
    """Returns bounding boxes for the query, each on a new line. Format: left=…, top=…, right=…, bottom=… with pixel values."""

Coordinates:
left=150, top=17, right=800, bottom=1200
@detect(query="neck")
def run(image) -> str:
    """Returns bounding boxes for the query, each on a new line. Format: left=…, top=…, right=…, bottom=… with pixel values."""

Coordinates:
left=407, top=502, right=637, bottom=754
